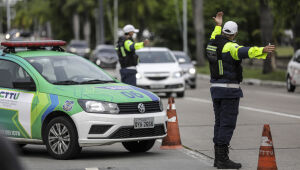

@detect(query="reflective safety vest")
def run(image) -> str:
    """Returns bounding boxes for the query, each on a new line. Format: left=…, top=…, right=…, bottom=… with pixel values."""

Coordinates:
left=206, top=35, right=243, bottom=83
left=116, top=36, right=139, bottom=69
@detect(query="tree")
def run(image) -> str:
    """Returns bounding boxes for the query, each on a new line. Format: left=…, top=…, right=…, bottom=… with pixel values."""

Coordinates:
left=260, top=0, right=274, bottom=74
left=193, top=0, right=205, bottom=66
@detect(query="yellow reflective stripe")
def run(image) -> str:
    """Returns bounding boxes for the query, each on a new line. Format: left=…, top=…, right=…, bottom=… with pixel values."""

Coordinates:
left=120, top=47, right=126, bottom=57
left=207, top=45, right=217, bottom=49
left=206, top=48, right=216, bottom=52
left=134, top=42, right=144, bottom=50
left=218, top=60, right=223, bottom=75
left=210, top=26, right=222, bottom=40
left=222, top=42, right=242, bottom=60
left=124, top=40, right=133, bottom=51
left=248, top=47, right=267, bottom=59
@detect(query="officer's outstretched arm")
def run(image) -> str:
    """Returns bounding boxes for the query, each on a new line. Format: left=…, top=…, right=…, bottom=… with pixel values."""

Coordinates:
left=227, top=43, right=273, bottom=60
left=124, top=40, right=144, bottom=52
left=210, top=12, right=223, bottom=40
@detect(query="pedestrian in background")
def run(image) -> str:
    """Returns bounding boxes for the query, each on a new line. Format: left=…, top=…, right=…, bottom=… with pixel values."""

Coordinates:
left=116, top=24, right=149, bottom=86
left=206, top=12, right=275, bottom=169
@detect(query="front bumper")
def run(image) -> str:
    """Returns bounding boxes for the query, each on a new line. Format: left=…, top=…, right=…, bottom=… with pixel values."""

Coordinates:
left=137, top=77, right=185, bottom=93
left=71, top=111, right=167, bottom=147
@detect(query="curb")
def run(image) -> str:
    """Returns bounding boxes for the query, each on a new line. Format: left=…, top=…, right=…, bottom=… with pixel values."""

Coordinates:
left=197, top=74, right=286, bottom=88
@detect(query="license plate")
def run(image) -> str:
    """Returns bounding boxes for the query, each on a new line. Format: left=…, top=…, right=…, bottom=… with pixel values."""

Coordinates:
left=134, top=117, right=154, bottom=129
left=150, top=84, right=165, bottom=89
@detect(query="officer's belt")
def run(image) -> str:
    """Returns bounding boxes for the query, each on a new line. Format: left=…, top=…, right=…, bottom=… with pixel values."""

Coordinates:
left=211, top=83, right=240, bottom=88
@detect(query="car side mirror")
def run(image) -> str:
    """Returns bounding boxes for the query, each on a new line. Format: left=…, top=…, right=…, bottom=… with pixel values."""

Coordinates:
left=13, top=81, right=36, bottom=91
left=192, top=60, right=197, bottom=65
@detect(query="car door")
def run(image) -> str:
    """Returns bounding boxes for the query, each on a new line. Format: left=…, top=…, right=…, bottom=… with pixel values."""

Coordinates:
left=0, top=59, right=36, bottom=139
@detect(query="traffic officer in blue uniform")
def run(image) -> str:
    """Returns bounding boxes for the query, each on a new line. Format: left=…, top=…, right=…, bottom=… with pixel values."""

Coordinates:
left=206, top=12, right=275, bottom=169
left=117, top=24, right=149, bottom=86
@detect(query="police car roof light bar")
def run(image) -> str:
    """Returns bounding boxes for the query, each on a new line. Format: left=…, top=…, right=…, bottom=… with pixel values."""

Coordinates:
left=1, top=40, right=66, bottom=47
left=1, top=40, right=66, bottom=53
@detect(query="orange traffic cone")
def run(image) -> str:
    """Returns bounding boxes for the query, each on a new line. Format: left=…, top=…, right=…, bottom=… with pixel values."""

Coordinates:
left=160, top=97, right=183, bottom=149
left=257, top=124, right=278, bottom=170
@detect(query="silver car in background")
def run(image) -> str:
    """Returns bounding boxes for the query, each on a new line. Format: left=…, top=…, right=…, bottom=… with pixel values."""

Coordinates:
left=90, top=44, right=118, bottom=68
left=172, top=51, right=197, bottom=89
left=287, top=49, right=300, bottom=92
left=67, top=40, right=90, bottom=58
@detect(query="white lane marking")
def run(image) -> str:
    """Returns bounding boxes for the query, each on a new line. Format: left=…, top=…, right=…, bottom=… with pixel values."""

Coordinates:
left=180, top=148, right=213, bottom=166
left=156, top=140, right=213, bottom=165
left=249, top=90, right=300, bottom=100
left=85, top=168, right=99, bottom=170
left=185, top=97, right=300, bottom=120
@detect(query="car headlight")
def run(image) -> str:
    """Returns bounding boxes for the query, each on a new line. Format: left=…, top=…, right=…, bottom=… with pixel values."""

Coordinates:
left=189, top=67, right=196, bottom=75
left=78, top=100, right=119, bottom=114
left=5, top=34, right=10, bottom=40
left=173, top=71, right=182, bottom=78
left=136, top=72, right=142, bottom=79
left=85, top=48, right=91, bottom=53
left=96, top=59, right=101, bottom=65
left=70, top=47, right=77, bottom=53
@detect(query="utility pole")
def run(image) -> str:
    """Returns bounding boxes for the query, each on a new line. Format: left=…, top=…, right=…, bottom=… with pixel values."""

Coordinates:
left=6, top=0, right=11, bottom=31
left=99, top=0, right=105, bottom=44
left=113, top=0, right=118, bottom=44
left=183, top=0, right=188, bottom=54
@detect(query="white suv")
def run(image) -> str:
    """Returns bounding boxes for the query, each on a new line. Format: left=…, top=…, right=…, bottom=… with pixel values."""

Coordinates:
left=287, top=49, right=300, bottom=92
left=135, top=47, right=185, bottom=97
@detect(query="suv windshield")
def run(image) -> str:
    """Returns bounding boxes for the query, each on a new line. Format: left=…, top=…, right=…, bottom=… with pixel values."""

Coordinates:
left=137, top=51, right=176, bottom=63
left=26, top=55, right=115, bottom=85
left=173, top=53, right=191, bottom=64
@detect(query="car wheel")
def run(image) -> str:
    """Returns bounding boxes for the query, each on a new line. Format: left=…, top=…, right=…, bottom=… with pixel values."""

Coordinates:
left=122, top=139, right=156, bottom=153
left=45, top=116, right=81, bottom=160
left=190, top=84, right=196, bottom=89
left=287, top=75, right=296, bottom=92
left=176, top=91, right=185, bottom=98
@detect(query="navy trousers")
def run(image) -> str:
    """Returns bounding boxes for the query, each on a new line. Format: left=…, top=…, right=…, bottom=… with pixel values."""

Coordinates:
left=213, top=98, right=240, bottom=145
left=120, top=68, right=137, bottom=86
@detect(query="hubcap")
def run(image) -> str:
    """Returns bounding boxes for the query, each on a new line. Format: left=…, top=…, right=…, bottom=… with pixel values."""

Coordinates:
left=48, top=123, right=70, bottom=155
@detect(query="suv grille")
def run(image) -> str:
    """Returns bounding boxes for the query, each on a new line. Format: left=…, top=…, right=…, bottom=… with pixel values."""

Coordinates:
left=109, top=124, right=166, bottom=139
left=118, top=101, right=161, bottom=114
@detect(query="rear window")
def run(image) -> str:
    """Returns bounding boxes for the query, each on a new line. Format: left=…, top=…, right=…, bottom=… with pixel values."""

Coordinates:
left=137, top=51, right=176, bottom=63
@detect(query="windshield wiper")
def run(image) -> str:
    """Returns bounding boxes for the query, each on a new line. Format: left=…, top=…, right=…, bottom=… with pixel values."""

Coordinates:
left=79, top=79, right=115, bottom=84
left=53, top=80, right=80, bottom=85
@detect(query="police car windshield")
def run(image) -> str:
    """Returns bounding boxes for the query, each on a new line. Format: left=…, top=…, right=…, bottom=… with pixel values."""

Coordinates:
left=26, top=55, right=115, bottom=85
left=137, top=51, right=176, bottom=63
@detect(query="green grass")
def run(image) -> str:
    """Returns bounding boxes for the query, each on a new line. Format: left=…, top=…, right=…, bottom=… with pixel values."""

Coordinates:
left=276, top=46, right=294, bottom=57
left=197, top=63, right=286, bottom=82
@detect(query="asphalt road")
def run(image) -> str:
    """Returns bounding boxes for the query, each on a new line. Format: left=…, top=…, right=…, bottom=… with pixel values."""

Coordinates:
left=17, top=76, right=300, bottom=170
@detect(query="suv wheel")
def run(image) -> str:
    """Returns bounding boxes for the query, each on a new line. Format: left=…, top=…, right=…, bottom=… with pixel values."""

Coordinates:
left=176, top=91, right=185, bottom=98
left=45, top=116, right=81, bottom=159
left=122, top=139, right=156, bottom=153
left=287, top=75, right=296, bottom=92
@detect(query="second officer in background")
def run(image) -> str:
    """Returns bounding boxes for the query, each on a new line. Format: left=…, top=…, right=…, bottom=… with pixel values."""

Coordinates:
left=116, top=24, right=149, bottom=86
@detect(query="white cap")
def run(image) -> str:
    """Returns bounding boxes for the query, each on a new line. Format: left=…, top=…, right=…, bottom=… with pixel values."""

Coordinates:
left=222, top=21, right=238, bottom=35
left=123, top=24, right=139, bottom=33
